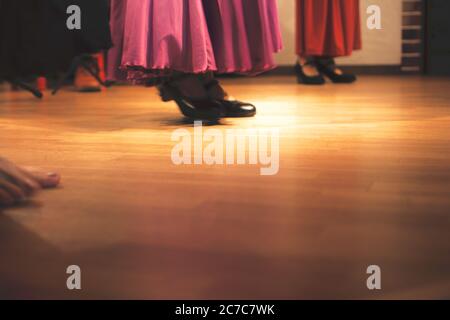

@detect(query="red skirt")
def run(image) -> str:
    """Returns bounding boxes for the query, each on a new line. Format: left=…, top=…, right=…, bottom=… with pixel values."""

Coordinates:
left=296, top=0, right=362, bottom=57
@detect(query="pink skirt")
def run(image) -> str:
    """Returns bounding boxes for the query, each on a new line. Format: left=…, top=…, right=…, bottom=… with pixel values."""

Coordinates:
left=107, top=0, right=282, bottom=82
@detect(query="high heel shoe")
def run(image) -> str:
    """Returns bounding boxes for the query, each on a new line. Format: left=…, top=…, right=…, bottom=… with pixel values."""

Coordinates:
left=294, top=62, right=325, bottom=85
left=204, top=79, right=256, bottom=118
left=158, top=83, right=224, bottom=121
left=315, top=58, right=357, bottom=84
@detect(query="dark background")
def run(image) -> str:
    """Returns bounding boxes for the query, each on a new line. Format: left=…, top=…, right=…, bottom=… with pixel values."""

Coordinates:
left=426, top=0, right=450, bottom=75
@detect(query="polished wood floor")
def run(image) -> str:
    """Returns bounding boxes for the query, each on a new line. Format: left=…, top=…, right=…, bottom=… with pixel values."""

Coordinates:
left=0, top=76, right=449, bottom=299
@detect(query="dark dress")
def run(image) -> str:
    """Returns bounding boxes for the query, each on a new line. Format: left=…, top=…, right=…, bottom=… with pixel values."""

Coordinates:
left=0, top=0, right=111, bottom=79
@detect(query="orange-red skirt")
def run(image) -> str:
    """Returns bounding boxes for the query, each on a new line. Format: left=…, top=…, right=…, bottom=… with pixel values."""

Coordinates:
left=296, top=0, right=362, bottom=57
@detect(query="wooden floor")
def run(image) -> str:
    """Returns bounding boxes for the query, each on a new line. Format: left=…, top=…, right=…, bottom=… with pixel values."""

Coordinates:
left=0, top=76, right=450, bottom=299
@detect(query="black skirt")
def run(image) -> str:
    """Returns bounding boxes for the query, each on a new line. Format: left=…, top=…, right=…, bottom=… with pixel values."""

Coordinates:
left=0, top=0, right=112, bottom=78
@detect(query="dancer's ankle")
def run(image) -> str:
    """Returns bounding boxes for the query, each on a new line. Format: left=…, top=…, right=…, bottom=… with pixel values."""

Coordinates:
left=200, top=73, right=228, bottom=100
left=169, top=73, right=208, bottom=100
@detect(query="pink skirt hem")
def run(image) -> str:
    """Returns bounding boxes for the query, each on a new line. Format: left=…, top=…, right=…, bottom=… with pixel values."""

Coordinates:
left=107, top=0, right=282, bottom=82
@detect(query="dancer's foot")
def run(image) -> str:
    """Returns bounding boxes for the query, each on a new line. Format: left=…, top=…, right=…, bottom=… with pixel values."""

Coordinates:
left=315, top=57, right=357, bottom=84
left=298, top=57, right=321, bottom=77
left=0, top=158, right=60, bottom=207
left=21, top=167, right=61, bottom=189
left=202, top=75, right=256, bottom=118
left=158, top=74, right=224, bottom=121
left=295, top=57, right=325, bottom=85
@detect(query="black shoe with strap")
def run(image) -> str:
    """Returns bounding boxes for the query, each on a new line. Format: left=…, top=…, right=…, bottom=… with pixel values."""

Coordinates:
left=158, top=83, right=224, bottom=121
left=204, top=79, right=256, bottom=118
left=294, top=61, right=325, bottom=85
left=315, top=58, right=357, bottom=84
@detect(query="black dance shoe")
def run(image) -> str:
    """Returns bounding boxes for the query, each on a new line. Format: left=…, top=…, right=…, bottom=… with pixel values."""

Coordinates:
left=316, top=58, right=357, bottom=84
left=203, top=79, right=256, bottom=118
left=220, top=100, right=256, bottom=118
left=158, top=84, right=224, bottom=121
left=294, top=62, right=325, bottom=85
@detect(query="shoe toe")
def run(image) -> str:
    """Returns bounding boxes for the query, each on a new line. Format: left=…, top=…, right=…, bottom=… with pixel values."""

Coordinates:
left=223, top=100, right=256, bottom=118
